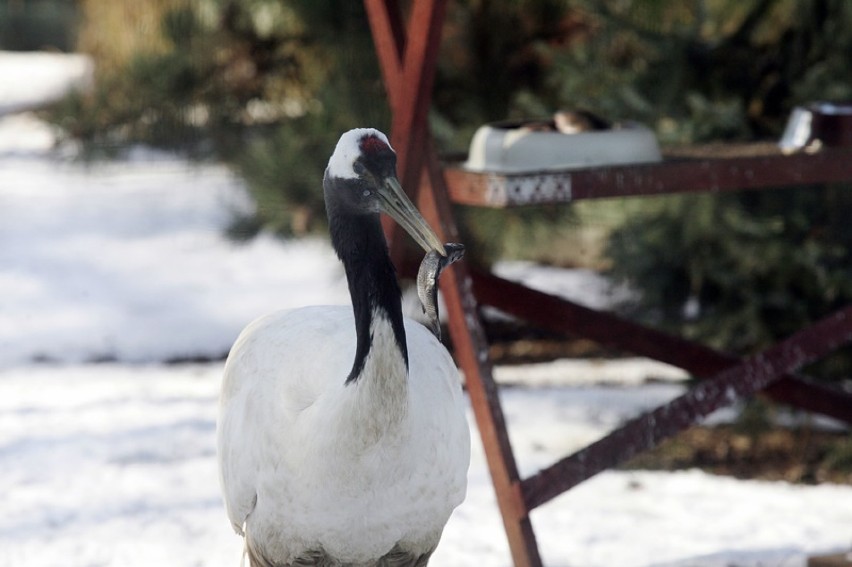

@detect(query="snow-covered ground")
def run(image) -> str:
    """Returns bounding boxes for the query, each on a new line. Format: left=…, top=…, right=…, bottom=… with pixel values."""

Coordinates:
left=0, top=51, right=93, bottom=115
left=1, top=51, right=851, bottom=567
left=5, top=363, right=851, bottom=567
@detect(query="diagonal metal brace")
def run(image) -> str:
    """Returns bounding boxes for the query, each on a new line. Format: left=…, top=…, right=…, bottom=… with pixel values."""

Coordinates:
left=520, top=305, right=852, bottom=510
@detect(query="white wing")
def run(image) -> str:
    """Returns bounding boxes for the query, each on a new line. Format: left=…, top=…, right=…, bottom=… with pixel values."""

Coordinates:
left=216, top=306, right=354, bottom=534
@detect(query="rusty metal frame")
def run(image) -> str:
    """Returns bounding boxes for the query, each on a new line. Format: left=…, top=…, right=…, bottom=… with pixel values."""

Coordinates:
left=472, top=270, right=852, bottom=425
left=364, top=2, right=852, bottom=566
left=364, top=2, right=543, bottom=565
left=521, top=302, right=852, bottom=509
left=445, top=145, right=852, bottom=206
left=474, top=270, right=852, bottom=508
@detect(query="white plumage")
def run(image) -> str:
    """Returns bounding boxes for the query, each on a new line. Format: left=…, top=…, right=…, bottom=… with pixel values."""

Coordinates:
left=217, top=129, right=470, bottom=566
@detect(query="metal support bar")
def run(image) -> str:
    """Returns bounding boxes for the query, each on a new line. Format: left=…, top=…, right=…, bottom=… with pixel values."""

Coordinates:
left=365, top=0, right=445, bottom=259
left=472, top=270, right=852, bottom=425
left=364, top=2, right=543, bottom=565
left=444, top=145, right=852, bottom=206
left=521, top=304, right=852, bottom=510
left=419, top=144, right=542, bottom=567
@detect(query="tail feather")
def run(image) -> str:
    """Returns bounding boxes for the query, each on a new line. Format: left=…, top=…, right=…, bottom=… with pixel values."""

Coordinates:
left=244, top=532, right=276, bottom=567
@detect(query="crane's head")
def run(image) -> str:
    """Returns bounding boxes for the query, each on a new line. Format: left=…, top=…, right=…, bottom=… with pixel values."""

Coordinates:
left=324, top=128, right=446, bottom=256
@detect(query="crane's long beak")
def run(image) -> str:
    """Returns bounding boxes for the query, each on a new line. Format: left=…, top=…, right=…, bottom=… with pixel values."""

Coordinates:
left=378, top=175, right=447, bottom=256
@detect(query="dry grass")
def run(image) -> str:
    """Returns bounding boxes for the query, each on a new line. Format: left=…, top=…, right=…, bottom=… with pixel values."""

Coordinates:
left=76, top=0, right=187, bottom=71
left=624, top=424, right=852, bottom=485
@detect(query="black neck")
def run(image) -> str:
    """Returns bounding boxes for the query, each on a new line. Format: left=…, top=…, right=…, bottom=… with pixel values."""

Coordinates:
left=328, top=210, right=409, bottom=384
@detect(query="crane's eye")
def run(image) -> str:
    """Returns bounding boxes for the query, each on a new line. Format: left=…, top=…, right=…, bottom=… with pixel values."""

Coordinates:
left=353, top=161, right=366, bottom=176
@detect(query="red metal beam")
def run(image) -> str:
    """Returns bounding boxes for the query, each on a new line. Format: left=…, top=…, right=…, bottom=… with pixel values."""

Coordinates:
left=364, top=0, right=447, bottom=265
left=521, top=304, right=852, bottom=510
left=365, top=3, right=543, bottom=564
left=364, top=0, right=406, bottom=105
left=444, top=145, right=852, bottom=206
left=473, top=269, right=729, bottom=374
left=418, top=144, right=543, bottom=567
left=472, top=269, right=852, bottom=425
left=364, top=0, right=446, bottom=180
left=390, top=0, right=446, bottom=191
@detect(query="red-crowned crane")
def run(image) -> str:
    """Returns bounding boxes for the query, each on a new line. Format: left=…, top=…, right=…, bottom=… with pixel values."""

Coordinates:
left=217, top=128, right=470, bottom=566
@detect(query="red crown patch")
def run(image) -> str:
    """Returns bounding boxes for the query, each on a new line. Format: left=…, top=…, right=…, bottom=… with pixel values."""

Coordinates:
left=359, top=135, right=390, bottom=155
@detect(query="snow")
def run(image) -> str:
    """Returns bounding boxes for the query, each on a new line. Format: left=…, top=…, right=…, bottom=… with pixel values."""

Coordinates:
left=1, top=51, right=851, bottom=567
left=0, top=50, right=93, bottom=115
left=0, top=143, right=350, bottom=366
left=492, top=261, right=635, bottom=311
left=3, top=364, right=851, bottom=567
